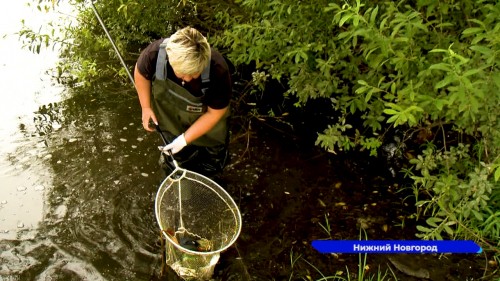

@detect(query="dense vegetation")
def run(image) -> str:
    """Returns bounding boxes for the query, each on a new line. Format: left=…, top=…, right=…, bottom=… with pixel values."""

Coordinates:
left=24, top=0, right=499, bottom=266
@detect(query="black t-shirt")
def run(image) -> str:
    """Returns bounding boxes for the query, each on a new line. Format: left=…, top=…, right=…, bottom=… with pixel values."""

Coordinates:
left=136, top=38, right=231, bottom=109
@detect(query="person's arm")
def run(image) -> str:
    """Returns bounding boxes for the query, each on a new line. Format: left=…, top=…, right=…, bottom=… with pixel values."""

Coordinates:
left=134, top=63, right=157, bottom=131
left=184, top=106, right=228, bottom=144
left=163, top=106, right=228, bottom=154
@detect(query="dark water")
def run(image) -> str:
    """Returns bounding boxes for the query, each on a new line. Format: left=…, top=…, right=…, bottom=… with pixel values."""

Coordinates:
left=0, top=88, right=162, bottom=280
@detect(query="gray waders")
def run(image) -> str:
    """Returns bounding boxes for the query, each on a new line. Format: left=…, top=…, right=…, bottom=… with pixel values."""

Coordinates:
left=152, top=39, right=229, bottom=178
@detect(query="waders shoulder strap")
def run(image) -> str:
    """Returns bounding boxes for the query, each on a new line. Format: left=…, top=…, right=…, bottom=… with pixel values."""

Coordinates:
left=200, top=53, right=211, bottom=95
left=155, top=38, right=170, bottom=81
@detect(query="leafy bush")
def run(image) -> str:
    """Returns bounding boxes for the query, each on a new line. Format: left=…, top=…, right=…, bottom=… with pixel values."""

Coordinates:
left=213, top=0, right=500, bottom=251
left=20, top=0, right=236, bottom=87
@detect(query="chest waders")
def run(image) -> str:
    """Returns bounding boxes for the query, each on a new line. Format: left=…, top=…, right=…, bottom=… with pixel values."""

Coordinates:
left=152, top=38, right=230, bottom=177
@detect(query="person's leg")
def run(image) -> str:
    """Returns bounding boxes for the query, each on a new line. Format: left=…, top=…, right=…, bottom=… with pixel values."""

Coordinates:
left=158, top=153, right=175, bottom=177
left=156, top=129, right=229, bottom=180
left=181, top=144, right=229, bottom=180
left=157, top=130, right=201, bottom=177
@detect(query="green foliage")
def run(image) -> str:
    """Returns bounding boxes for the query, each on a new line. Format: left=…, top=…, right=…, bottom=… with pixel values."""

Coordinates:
left=20, top=0, right=237, bottom=87
left=408, top=143, right=500, bottom=251
left=215, top=0, right=499, bottom=153
left=214, top=0, right=500, bottom=253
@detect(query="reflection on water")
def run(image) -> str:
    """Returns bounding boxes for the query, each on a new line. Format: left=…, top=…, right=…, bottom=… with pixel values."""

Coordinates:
left=34, top=91, right=166, bottom=279
left=1, top=81, right=169, bottom=279
left=0, top=2, right=168, bottom=280
left=0, top=0, right=64, bottom=239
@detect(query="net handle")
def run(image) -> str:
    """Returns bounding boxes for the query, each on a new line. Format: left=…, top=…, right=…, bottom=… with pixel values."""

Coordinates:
left=155, top=124, right=186, bottom=230
left=154, top=124, right=179, bottom=169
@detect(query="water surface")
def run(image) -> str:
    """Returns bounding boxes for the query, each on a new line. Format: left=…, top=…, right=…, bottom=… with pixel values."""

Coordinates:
left=0, top=0, right=64, bottom=240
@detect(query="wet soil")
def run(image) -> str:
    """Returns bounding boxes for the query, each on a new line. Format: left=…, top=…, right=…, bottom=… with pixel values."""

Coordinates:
left=150, top=108, right=500, bottom=281
left=206, top=121, right=499, bottom=281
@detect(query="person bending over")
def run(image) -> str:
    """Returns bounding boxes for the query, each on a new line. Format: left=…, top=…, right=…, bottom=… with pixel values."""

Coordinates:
left=134, top=26, right=231, bottom=177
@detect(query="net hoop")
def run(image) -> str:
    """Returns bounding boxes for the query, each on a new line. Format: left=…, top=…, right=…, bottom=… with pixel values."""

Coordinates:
left=154, top=167, right=242, bottom=256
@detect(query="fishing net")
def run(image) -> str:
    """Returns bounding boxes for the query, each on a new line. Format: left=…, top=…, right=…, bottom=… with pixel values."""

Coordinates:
left=155, top=161, right=242, bottom=280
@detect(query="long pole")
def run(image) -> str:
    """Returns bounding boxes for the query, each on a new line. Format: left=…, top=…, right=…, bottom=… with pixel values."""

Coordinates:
left=89, top=1, right=135, bottom=87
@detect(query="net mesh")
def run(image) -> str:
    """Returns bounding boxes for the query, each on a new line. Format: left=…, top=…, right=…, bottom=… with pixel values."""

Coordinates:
left=155, top=168, right=241, bottom=280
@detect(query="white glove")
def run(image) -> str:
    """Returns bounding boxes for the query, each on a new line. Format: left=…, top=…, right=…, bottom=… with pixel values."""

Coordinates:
left=161, top=134, right=187, bottom=155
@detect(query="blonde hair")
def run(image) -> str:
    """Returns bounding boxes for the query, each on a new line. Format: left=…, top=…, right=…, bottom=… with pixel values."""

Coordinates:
left=166, top=27, right=210, bottom=75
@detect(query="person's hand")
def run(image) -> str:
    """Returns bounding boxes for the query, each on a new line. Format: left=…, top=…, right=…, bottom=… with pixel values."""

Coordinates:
left=142, top=107, right=157, bottom=132
left=161, top=134, right=187, bottom=155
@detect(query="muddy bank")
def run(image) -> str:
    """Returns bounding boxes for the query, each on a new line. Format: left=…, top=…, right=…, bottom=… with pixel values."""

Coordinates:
left=211, top=121, right=498, bottom=281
